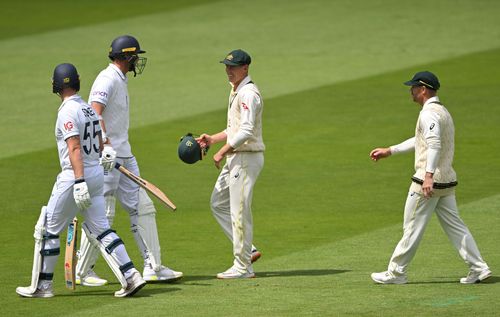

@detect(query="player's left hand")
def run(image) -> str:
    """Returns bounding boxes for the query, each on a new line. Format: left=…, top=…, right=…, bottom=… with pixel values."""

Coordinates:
left=100, top=146, right=116, bottom=172
left=74, top=179, right=91, bottom=210
left=422, top=173, right=434, bottom=198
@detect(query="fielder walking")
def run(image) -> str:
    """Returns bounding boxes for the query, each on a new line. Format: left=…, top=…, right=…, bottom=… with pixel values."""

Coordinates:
left=197, top=49, right=264, bottom=278
left=76, top=35, right=182, bottom=286
left=369, top=71, right=491, bottom=284
left=16, top=63, right=145, bottom=298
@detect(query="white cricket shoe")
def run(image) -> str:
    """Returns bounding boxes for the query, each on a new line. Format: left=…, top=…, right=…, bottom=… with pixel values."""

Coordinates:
left=217, top=266, right=255, bottom=279
left=16, top=281, right=54, bottom=298
left=76, top=269, right=108, bottom=286
left=143, top=265, right=183, bottom=282
left=371, top=271, right=407, bottom=284
left=251, top=249, right=262, bottom=263
left=460, top=268, right=492, bottom=284
left=114, top=270, right=146, bottom=298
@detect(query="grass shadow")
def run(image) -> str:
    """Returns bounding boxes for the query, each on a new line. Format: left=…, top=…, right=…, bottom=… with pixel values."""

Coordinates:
left=57, top=286, right=181, bottom=297
left=179, top=275, right=217, bottom=283
left=258, top=269, right=350, bottom=278
left=407, top=275, right=499, bottom=285
left=481, top=276, right=500, bottom=284
left=130, top=287, right=181, bottom=297
left=157, top=269, right=350, bottom=283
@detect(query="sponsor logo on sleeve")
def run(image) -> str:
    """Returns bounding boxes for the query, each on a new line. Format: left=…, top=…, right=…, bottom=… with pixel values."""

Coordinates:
left=430, top=123, right=435, bottom=130
left=64, top=121, right=74, bottom=131
left=241, top=102, right=249, bottom=110
left=92, top=91, right=108, bottom=98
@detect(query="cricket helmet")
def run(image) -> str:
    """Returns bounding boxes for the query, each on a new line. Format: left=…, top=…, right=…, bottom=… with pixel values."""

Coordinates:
left=108, top=35, right=147, bottom=76
left=52, top=63, right=80, bottom=94
left=178, top=133, right=206, bottom=164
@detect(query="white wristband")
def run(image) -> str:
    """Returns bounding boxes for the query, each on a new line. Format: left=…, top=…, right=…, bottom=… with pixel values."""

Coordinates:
left=101, top=130, right=108, bottom=143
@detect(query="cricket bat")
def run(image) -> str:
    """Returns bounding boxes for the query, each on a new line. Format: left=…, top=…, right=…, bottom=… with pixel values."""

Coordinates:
left=114, top=163, right=177, bottom=211
left=64, top=217, right=78, bottom=290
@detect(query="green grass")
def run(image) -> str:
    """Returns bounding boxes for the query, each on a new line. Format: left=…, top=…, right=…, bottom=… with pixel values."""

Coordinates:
left=0, top=0, right=221, bottom=40
left=1, top=0, right=500, bottom=316
left=2, top=49, right=500, bottom=316
left=2, top=0, right=500, bottom=159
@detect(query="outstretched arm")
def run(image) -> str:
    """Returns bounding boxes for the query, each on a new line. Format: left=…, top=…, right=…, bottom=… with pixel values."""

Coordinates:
left=369, top=147, right=392, bottom=161
left=370, top=137, right=415, bottom=162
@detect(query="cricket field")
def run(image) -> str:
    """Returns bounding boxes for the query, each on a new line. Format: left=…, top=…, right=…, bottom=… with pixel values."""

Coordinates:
left=1, top=1, right=499, bottom=316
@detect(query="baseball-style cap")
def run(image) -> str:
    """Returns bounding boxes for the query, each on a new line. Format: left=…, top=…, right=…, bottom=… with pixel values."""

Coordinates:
left=220, top=49, right=251, bottom=66
left=404, top=71, right=440, bottom=90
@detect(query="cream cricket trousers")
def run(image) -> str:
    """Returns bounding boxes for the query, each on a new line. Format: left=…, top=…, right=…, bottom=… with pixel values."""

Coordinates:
left=211, top=152, right=264, bottom=272
left=388, top=187, right=489, bottom=275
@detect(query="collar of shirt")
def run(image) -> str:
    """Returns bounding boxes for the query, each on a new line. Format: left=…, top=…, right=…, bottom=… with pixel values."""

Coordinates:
left=422, top=96, right=440, bottom=109
left=230, top=75, right=252, bottom=95
left=58, top=94, right=81, bottom=112
left=109, top=63, right=127, bottom=81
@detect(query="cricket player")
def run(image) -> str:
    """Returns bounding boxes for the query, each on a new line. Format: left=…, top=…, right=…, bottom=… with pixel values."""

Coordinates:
left=76, top=35, right=182, bottom=286
left=197, top=49, right=264, bottom=278
left=369, top=71, right=491, bottom=284
left=16, top=63, right=146, bottom=298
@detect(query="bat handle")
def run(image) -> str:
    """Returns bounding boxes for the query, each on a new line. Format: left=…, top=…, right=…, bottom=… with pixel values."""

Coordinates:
left=114, top=162, right=122, bottom=169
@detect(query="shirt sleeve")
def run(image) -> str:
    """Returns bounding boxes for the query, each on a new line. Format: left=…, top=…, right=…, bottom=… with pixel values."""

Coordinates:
left=419, top=109, right=441, bottom=173
left=228, top=89, right=262, bottom=149
left=57, top=104, right=80, bottom=141
left=390, top=137, right=415, bottom=154
left=89, top=75, right=113, bottom=107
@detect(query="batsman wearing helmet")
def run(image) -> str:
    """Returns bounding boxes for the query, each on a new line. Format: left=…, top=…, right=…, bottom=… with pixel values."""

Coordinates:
left=16, top=63, right=145, bottom=298
left=197, top=49, right=264, bottom=278
left=76, top=35, right=182, bottom=286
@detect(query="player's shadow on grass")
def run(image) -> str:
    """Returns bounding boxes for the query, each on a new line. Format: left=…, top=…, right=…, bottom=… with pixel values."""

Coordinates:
left=172, top=269, right=349, bottom=283
left=257, top=269, right=350, bottom=278
left=181, top=275, right=219, bottom=283
left=409, top=275, right=499, bottom=285
left=57, top=284, right=181, bottom=297
left=131, top=286, right=182, bottom=297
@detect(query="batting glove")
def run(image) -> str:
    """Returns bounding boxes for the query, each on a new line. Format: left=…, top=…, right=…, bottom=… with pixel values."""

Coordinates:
left=74, top=179, right=91, bottom=210
left=100, top=146, right=117, bottom=172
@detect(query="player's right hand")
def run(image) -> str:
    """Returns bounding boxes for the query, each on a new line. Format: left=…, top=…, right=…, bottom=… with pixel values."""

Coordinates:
left=369, top=147, right=391, bottom=161
left=74, top=179, right=91, bottom=210
left=100, top=146, right=117, bottom=171
left=196, top=134, right=212, bottom=148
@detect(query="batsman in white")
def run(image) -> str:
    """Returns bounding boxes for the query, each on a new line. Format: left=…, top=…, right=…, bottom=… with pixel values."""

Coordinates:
left=197, top=49, right=264, bottom=279
left=369, top=71, right=491, bottom=284
left=76, top=35, right=182, bottom=286
left=16, top=63, right=146, bottom=298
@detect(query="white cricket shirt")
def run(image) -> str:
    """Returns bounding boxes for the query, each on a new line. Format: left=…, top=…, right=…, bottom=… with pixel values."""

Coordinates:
left=56, top=95, right=101, bottom=171
left=89, top=63, right=132, bottom=157
left=226, top=75, right=265, bottom=152
left=413, top=96, right=456, bottom=184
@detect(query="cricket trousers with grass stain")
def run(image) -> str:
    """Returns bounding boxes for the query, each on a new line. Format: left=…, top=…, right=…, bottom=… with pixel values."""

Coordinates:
left=210, top=151, right=264, bottom=272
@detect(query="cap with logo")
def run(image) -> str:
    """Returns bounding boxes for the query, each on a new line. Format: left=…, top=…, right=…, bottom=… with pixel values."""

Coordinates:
left=404, top=71, right=440, bottom=90
left=220, top=49, right=251, bottom=66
